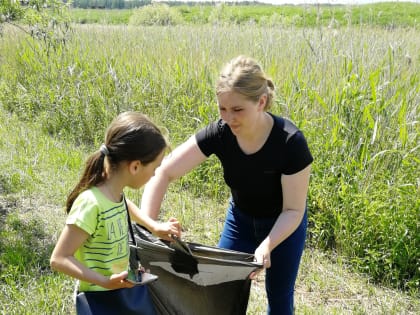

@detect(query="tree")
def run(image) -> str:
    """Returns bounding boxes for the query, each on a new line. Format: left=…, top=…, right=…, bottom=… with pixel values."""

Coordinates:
left=0, top=0, right=24, bottom=24
left=0, top=0, right=71, bottom=49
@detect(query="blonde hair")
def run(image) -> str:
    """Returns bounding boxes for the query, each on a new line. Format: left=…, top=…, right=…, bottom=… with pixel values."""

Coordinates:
left=216, top=55, right=275, bottom=110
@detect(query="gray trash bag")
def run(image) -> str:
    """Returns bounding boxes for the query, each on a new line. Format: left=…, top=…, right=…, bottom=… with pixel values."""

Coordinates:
left=131, top=224, right=262, bottom=315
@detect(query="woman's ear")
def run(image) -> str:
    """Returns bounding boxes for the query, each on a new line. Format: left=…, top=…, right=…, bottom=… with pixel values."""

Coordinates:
left=258, top=94, right=267, bottom=111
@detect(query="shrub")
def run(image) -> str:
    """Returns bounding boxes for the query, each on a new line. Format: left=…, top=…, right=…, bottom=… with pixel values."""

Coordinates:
left=129, top=4, right=183, bottom=26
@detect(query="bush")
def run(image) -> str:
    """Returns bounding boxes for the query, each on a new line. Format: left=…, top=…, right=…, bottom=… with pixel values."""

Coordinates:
left=129, top=4, right=183, bottom=26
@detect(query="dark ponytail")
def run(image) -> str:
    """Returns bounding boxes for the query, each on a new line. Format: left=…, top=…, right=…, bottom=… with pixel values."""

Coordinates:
left=65, top=112, right=167, bottom=213
left=65, top=151, right=107, bottom=213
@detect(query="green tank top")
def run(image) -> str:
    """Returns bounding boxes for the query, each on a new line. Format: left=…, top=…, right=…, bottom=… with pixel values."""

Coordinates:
left=67, top=186, right=129, bottom=291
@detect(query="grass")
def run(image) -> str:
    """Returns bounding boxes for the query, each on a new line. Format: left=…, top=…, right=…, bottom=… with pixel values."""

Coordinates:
left=0, top=187, right=418, bottom=314
left=70, top=8, right=133, bottom=24
left=0, top=3, right=419, bottom=313
left=68, top=3, right=420, bottom=28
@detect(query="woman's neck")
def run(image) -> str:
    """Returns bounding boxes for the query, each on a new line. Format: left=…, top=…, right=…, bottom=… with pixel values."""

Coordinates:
left=237, top=112, right=273, bottom=155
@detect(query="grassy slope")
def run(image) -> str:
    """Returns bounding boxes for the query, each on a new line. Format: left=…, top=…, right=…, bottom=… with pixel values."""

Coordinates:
left=0, top=108, right=418, bottom=314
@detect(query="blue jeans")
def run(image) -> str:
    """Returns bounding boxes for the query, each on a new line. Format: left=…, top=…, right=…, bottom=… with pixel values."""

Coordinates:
left=218, top=200, right=307, bottom=315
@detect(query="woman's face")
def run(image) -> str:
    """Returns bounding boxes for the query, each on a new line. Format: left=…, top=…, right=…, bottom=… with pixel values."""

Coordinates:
left=217, top=91, right=265, bottom=137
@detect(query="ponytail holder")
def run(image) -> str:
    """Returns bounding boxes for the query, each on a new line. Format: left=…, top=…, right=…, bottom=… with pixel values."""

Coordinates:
left=100, top=144, right=109, bottom=156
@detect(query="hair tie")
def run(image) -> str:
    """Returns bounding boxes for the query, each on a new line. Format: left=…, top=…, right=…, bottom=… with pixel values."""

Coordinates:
left=99, top=144, right=109, bottom=156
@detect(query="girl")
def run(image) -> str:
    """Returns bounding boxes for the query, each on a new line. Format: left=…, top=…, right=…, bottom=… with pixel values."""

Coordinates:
left=50, top=111, right=181, bottom=314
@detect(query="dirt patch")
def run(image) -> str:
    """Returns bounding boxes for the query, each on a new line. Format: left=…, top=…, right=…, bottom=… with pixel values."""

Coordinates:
left=0, top=195, right=17, bottom=224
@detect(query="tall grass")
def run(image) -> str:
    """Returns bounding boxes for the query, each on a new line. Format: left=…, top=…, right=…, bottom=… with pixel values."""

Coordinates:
left=69, top=3, right=420, bottom=28
left=0, top=16, right=418, bottom=313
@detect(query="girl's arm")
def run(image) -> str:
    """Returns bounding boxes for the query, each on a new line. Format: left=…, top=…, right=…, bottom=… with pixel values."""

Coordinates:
left=141, top=135, right=208, bottom=220
left=125, top=198, right=181, bottom=241
left=251, top=165, right=311, bottom=276
left=50, top=224, right=133, bottom=289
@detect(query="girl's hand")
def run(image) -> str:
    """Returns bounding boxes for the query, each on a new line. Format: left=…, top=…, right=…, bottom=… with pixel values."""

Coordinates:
left=102, top=271, right=135, bottom=290
left=249, top=241, right=271, bottom=280
left=153, top=217, right=182, bottom=241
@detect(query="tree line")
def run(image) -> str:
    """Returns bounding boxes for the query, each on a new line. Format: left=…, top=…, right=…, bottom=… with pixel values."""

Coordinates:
left=72, top=0, right=151, bottom=9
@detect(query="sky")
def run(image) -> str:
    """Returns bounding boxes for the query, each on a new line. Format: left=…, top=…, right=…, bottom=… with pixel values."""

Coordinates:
left=257, top=0, right=420, bottom=4
left=160, top=0, right=420, bottom=4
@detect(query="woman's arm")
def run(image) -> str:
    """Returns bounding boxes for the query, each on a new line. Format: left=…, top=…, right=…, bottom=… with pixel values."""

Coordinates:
left=50, top=224, right=133, bottom=289
left=141, top=135, right=208, bottom=220
left=253, top=165, right=311, bottom=270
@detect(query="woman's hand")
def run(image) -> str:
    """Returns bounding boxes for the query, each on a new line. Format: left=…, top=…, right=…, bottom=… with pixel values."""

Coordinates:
left=248, top=165, right=312, bottom=280
left=249, top=240, right=272, bottom=280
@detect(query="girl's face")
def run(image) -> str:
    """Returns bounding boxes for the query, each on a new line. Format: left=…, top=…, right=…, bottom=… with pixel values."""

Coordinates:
left=131, top=150, right=165, bottom=189
left=217, top=91, right=266, bottom=137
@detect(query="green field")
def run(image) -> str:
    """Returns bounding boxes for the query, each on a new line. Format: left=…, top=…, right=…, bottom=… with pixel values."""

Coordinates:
left=0, top=2, right=419, bottom=314
left=69, top=3, right=420, bottom=28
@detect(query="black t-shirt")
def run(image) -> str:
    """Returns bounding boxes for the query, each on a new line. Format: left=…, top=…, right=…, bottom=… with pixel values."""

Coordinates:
left=195, top=113, right=313, bottom=217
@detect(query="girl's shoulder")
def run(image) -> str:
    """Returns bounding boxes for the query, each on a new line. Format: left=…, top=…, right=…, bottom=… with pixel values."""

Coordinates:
left=76, top=187, right=100, bottom=203
left=77, top=187, right=124, bottom=209
left=72, top=187, right=112, bottom=212
left=70, top=188, right=100, bottom=212
left=67, top=188, right=102, bottom=232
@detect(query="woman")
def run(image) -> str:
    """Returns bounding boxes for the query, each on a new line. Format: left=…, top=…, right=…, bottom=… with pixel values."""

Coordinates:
left=140, top=56, right=313, bottom=314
